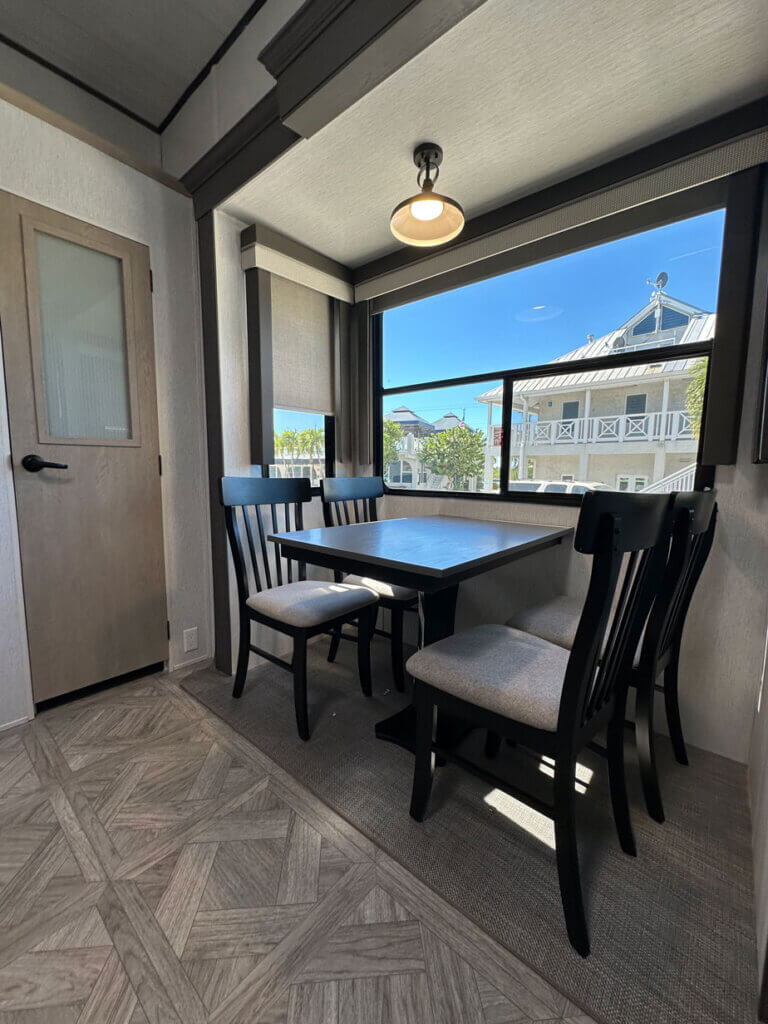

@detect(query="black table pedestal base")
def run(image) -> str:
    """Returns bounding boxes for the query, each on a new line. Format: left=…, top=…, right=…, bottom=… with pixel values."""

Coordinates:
left=374, top=703, right=473, bottom=754
left=375, top=584, right=473, bottom=753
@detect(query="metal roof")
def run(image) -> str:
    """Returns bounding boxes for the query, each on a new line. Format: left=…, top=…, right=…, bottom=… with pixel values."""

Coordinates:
left=384, top=406, right=435, bottom=429
left=432, top=413, right=469, bottom=431
left=476, top=301, right=714, bottom=406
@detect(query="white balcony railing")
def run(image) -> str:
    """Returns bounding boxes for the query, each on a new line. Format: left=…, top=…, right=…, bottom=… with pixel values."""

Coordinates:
left=506, top=410, right=694, bottom=447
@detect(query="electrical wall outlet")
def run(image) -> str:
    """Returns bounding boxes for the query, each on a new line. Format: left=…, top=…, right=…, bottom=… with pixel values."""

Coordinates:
left=183, top=626, right=199, bottom=653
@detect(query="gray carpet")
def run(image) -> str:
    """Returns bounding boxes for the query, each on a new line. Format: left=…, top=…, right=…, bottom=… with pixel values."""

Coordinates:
left=182, top=638, right=757, bottom=1024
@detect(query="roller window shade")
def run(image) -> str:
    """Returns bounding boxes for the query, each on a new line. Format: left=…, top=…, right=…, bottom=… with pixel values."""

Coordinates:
left=271, top=273, right=333, bottom=414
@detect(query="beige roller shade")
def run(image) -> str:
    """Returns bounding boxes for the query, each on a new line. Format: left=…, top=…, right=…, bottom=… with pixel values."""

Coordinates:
left=271, top=273, right=333, bottom=414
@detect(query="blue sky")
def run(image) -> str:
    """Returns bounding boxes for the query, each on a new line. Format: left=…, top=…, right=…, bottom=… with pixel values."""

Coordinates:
left=382, top=209, right=726, bottom=431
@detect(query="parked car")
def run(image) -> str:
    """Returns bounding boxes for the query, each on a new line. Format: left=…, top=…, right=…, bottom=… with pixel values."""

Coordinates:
left=508, top=479, right=612, bottom=495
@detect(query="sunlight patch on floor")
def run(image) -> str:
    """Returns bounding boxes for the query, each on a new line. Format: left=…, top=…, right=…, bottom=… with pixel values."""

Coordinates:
left=483, top=788, right=555, bottom=849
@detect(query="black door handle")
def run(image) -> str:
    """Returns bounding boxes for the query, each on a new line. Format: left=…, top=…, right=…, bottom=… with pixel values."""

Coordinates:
left=21, top=454, right=68, bottom=473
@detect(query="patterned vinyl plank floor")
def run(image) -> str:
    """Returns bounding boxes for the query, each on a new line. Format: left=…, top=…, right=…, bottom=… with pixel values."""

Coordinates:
left=0, top=671, right=594, bottom=1024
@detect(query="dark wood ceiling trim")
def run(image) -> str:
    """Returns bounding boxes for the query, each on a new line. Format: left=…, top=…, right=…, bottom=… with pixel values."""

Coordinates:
left=260, top=0, right=489, bottom=139
left=158, top=0, right=269, bottom=132
left=259, top=0, right=352, bottom=77
left=1, top=1, right=271, bottom=135
left=182, top=89, right=300, bottom=219
left=0, top=30, right=158, bottom=132
left=354, top=94, right=768, bottom=286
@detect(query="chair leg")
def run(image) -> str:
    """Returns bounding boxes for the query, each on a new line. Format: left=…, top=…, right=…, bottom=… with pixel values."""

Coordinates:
left=292, top=635, right=309, bottom=741
left=635, top=669, right=665, bottom=823
left=664, top=646, right=688, bottom=766
left=357, top=607, right=375, bottom=698
left=410, top=682, right=437, bottom=821
left=553, top=756, right=589, bottom=957
left=607, top=704, right=638, bottom=851
left=327, top=628, right=341, bottom=663
left=485, top=731, right=502, bottom=759
left=390, top=606, right=405, bottom=692
left=232, top=611, right=250, bottom=699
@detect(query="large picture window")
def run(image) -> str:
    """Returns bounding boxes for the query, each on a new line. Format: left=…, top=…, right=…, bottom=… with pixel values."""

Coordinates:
left=376, top=204, right=726, bottom=501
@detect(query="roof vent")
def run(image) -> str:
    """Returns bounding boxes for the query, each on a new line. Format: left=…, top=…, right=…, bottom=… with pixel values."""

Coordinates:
left=587, top=333, right=594, bottom=343
left=614, top=332, right=626, bottom=349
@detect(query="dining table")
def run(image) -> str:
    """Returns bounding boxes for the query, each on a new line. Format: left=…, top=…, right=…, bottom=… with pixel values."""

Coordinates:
left=270, top=514, right=573, bottom=752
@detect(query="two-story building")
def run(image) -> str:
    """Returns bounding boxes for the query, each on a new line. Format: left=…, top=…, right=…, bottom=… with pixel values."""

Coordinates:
left=478, top=284, right=710, bottom=493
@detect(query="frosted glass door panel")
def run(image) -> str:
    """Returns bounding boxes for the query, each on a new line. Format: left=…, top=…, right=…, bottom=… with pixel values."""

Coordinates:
left=35, top=232, right=132, bottom=441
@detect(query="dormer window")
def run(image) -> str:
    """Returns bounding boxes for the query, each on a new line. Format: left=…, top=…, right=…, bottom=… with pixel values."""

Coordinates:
left=632, top=312, right=656, bottom=336
left=661, top=307, right=689, bottom=330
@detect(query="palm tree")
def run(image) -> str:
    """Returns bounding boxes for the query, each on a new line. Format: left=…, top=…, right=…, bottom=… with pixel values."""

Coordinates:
left=297, top=428, right=325, bottom=482
left=279, top=430, right=298, bottom=477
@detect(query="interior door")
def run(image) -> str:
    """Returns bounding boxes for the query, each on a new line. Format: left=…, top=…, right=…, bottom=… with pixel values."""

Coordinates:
left=0, top=191, right=167, bottom=702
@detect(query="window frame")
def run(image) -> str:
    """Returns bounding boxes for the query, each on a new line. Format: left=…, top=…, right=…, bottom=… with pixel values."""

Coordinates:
left=371, top=175, right=759, bottom=506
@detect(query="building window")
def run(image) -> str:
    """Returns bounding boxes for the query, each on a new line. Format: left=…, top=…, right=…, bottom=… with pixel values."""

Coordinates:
left=376, top=203, right=726, bottom=501
left=562, top=401, right=580, bottom=420
left=270, top=409, right=333, bottom=487
left=625, top=394, right=647, bottom=415
left=617, top=474, right=649, bottom=492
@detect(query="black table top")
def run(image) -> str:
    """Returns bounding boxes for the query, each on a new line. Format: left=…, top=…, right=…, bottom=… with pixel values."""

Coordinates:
left=270, top=515, right=572, bottom=587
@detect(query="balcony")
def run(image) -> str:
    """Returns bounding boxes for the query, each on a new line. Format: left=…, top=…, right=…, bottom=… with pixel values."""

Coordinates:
left=492, top=410, right=695, bottom=448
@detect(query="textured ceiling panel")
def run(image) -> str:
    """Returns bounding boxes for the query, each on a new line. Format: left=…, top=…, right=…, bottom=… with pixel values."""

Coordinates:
left=222, top=0, right=768, bottom=267
left=0, top=0, right=255, bottom=124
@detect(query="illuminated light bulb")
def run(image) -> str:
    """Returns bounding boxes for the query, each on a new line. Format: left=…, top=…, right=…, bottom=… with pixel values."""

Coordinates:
left=410, top=197, right=444, bottom=221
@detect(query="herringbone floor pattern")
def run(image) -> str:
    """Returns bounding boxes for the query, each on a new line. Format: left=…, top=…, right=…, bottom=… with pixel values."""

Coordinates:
left=0, top=672, right=595, bottom=1023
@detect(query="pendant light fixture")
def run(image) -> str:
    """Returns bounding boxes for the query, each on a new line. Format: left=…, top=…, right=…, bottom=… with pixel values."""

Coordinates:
left=390, top=143, right=464, bottom=247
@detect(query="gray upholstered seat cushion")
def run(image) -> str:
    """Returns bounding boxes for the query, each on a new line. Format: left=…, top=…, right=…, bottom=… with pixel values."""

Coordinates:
left=246, top=580, right=377, bottom=628
left=405, top=624, right=569, bottom=731
left=344, top=574, right=417, bottom=602
left=506, top=595, right=581, bottom=650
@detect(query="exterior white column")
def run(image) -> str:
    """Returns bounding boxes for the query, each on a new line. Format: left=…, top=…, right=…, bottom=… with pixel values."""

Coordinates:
left=579, top=389, right=591, bottom=479
left=484, top=402, right=495, bottom=490
left=518, top=397, right=529, bottom=480
left=660, top=378, right=670, bottom=440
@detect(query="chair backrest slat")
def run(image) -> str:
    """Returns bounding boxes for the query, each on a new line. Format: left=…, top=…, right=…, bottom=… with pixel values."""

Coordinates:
left=321, top=477, right=384, bottom=528
left=641, top=491, right=717, bottom=668
left=559, top=491, right=674, bottom=737
left=270, top=504, right=283, bottom=587
left=253, top=505, right=272, bottom=590
left=220, top=476, right=311, bottom=600
left=241, top=508, right=263, bottom=593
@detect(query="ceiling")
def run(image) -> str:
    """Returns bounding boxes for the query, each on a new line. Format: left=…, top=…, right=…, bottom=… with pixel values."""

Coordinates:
left=222, top=0, right=768, bottom=268
left=0, top=0, right=260, bottom=126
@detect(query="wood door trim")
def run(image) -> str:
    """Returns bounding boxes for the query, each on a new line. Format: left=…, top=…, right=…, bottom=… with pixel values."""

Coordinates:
left=19, top=210, right=144, bottom=448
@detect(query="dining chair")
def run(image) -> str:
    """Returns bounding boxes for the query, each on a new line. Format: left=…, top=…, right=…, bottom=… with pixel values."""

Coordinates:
left=220, top=476, right=378, bottom=740
left=507, top=490, right=717, bottom=822
left=406, top=491, right=674, bottom=955
left=631, top=491, right=717, bottom=821
left=320, top=476, right=418, bottom=692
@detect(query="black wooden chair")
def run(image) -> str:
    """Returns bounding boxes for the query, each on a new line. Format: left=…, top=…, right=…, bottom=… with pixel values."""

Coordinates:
left=220, top=476, right=378, bottom=740
left=406, top=491, right=674, bottom=956
left=508, top=490, right=717, bottom=823
left=320, top=477, right=418, bottom=692
left=632, top=491, right=717, bottom=821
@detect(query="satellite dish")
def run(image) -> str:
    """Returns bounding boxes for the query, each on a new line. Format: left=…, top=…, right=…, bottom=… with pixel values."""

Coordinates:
left=656, top=272, right=668, bottom=290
